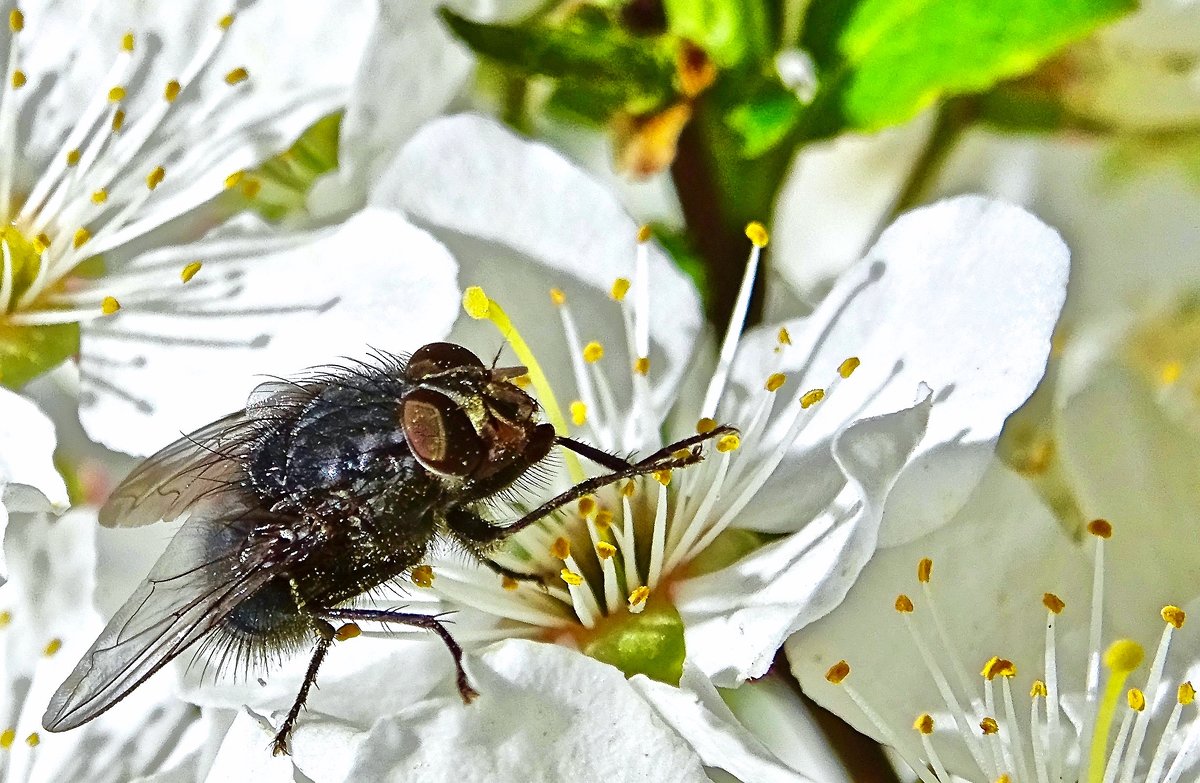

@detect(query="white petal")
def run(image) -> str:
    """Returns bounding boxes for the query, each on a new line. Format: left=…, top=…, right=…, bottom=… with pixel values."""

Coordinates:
left=0, top=388, right=67, bottom=514
left=630, top=664, right=813, bottom=782
left=373, top=113, right=703, bottom=407
left=785, top=465, right=1088, bottom=776
left=732, top=195, right=1068, bottom=543
left=202, top=710, right=294, bottom=783
left=335, top=0, right=486, bottom=194
left=678, top=394, right=931, bottom=686
left=78, top=208, right=460, bottom=455
left=770, top=116, right=934, bottom=303
left=343, top=639, right=710, bottom=782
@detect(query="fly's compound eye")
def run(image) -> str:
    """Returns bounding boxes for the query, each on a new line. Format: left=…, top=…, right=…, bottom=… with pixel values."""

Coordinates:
left=401, top=388, right=484, bottom=477
left=406, top=342, right=485, bottom=381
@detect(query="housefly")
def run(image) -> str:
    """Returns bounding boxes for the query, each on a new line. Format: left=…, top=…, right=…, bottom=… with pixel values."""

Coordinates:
left=42, top=342, right=730, bottom=754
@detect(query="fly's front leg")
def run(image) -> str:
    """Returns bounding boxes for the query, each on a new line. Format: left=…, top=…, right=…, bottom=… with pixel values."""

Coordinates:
left=272, top=618, right=337, bottom=756
left=444, top=506, right=546, bottom=587
left=324, top=608, right=478, bottom=704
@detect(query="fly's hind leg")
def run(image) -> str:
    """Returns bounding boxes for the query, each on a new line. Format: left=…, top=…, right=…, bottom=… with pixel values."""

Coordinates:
left=271, top=618, right=337, bottom=756
left=324, top=607, right=478, bottom=703
left=445, top=506, right=546, bottom=587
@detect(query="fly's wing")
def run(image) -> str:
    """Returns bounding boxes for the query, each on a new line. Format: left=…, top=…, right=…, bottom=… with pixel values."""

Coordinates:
left=98, top=412, right=258, bottom=528
left=43, top=493, right=287, bottom=731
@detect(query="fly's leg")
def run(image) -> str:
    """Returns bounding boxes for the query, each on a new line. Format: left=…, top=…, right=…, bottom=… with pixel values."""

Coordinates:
left=271, top=619, right=336, bottom=756
left=324, top=608, right=478, bottom=704
left=445, top=506, right=546, bottom=586
left=502, top=425, right=737, bottom=536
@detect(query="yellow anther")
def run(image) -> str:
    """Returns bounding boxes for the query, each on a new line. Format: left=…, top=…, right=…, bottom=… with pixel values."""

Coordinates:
left=108, top=85, right=126, bottom=102
left=550, top=537, right=571, bottom=560
left=595, top=509, right=613, bottom=530
left=501, top=575, right=519, bottom=591
left=777, top=327, right=792, bottom=346
left=8, top=9, right=23, bottom=32
left=111, top=109, right=125, bottom=132
left=180, top=261, right=202, bottom=282
left=570, top=400, right=587, bottom=426
left=917, top=558, right=933, bottom=583
left=10, top=70, right=25, bottom=89
left=72, top=227, right=91, bottom=249
left=621, top=480, right=636, bottom=498
left=43, top=638, right=62, bottom=657
left=1043, top=593, right=1065, bottom=614
left=32, top=233, right=49, bottom=253
left=560, top=569, right=584, bottom=586
left=218, top=12, right=235, bottom=29
left=628, top=585, right=651, bottom=608
left=696, top=417, right=717, bottom=434
left=913, top=714, right=934, bottom=734
left=981, top=657, right=1016, bottom=680
left=765, top=372, right=786, bottom=392
left=91, top=189, right=108, bottom=204
left=895, top=594, right=914, bottom=613
left=334, top=622, right=361, bottom=641
left=825, top=660, right=850, bottom=685
left=240, top=178, right=261, bottom=198
left=1087, top=519, right=1113, bottom=539
left=511, top=374, right=531, bottom=388
left=1031, top=680, right=1047, bottom=698
left=637, top=224, right=652, bottom=243
left=101, top=296, right=120, bottom=315
left=839, top=357, right=861, bottom=378
left=0, top=610, right=10, bottom=627
left=66, top=149, right=81, bottom=167
left=1162, top=605, right=1186, bottom=628
left=800, top=388, right=825, bottom=408
left=596, top=542, right=617, bottom=560
left=996, top=776, right=1011, bottom=783
left=24, top=732, right=38, bottom=747
left=549, top=288, right=566, bottom=306
left=578, top=496, right=597, bottom=517
left=583, top=341, right=604, bottom=363
left=716, top=433, right=741, bottom=452
left=146, top=166, right=165, bottom=190
left=224, top=170, right=245, bottom=189
left=1179, top=682, right=1195, bottom=705
left=1104, top=639, right=1144, bottom=674
left=1128, top=688, right=1146, bottom=711
left=611, top=277, right=631, bottom=301
left=1160, top=360, right=1183, bottom=386
left=744, top=221, right=769, bottom=248
left=653, top=469, right=672, bottom=485
left=0, top=728, right=12, bottom=748
left=121, top=32, right=135, bottom=52
left=224, top=67, right=249, bottom=85
left=410, top=564, right=434, bottom=588
left=164, top=79, right=181, bottom=102
left=980, top=717, right=999, bottom=735
left=634, top=356, right=650, bottom=376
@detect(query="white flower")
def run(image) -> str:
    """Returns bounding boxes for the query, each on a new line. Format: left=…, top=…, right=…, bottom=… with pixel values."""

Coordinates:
left=787, top=465, right=1200, bottom=783
left=173, top=117, right=1067, bottom=776
left=0, top=1, right=478, bottom=456
left=0, top=386, right=65, bottom=582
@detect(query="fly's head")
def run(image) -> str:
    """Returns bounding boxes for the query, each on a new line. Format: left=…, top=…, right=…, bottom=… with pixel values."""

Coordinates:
left=400, top=342, right=555, bottom=491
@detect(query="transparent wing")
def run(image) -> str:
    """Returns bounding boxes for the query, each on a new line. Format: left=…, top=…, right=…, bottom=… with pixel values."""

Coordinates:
left=44, top=493, right=286, bottom=731
left=98, top=412, right=258, bottom=528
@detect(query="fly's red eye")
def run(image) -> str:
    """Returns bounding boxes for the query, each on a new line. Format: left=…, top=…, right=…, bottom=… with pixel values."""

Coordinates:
left=401, top=388, right=484, bottom=477
left=406, top=342, right=485, bottom=381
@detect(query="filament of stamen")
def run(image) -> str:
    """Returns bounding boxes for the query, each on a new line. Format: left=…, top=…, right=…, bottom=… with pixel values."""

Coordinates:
left=1146, top=682, right=1194, bottom=783
left=1119, top=608, right=1183, bottom=783
left=698, top=222, right=765, bottom=418
left=1079, top=520, right=1112, bottom=773
left=647, top=478, right=669, bottom=587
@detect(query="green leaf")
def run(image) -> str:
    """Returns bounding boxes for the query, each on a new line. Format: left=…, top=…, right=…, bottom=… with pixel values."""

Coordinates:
left=440, top=8, right=676, bottom=111
left=662, top=0, right=772, bottom=66
left=581, top=597, right=686, bottom=685
left=0, top=322, right=79, bottom=389
left=800, top=0, right=1135, bottom=133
